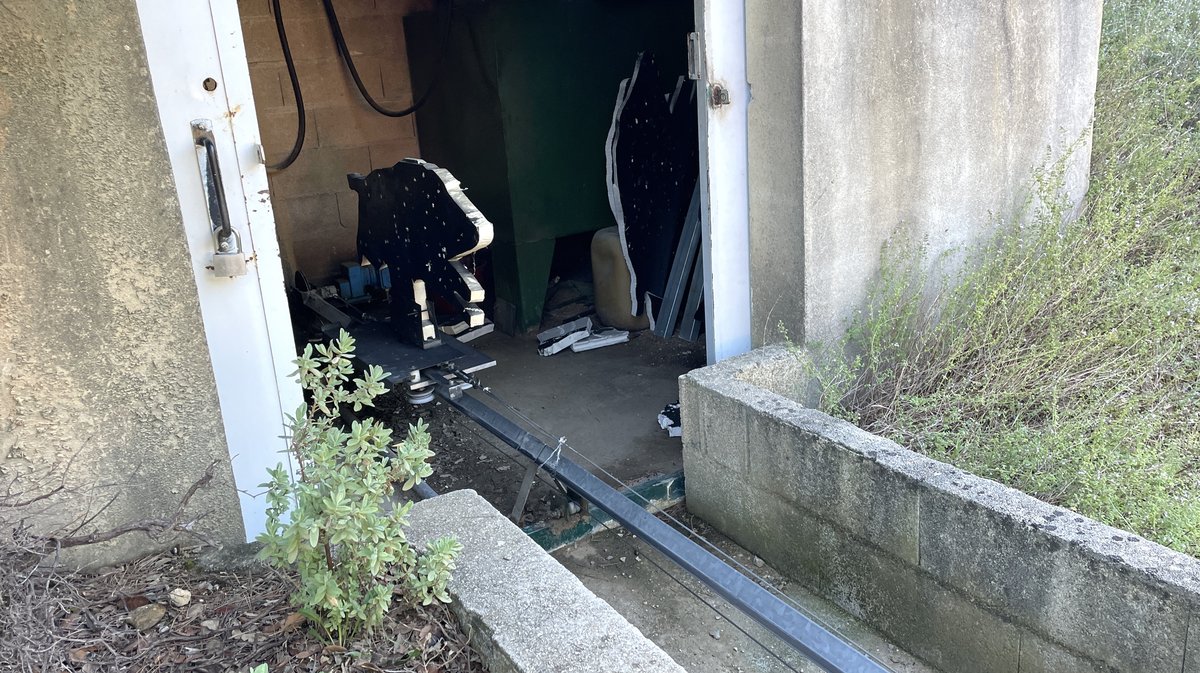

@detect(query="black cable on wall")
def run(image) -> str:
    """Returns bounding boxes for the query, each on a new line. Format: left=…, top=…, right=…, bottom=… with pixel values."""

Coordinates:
left=322, top=0, right=454, bottom=118
left=267, top=0, right=305, bottom=171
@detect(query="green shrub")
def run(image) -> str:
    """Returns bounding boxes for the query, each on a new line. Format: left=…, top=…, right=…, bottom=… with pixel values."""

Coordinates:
left=258, top=330, right=461, bottom=644
left=794, top=0, right=1200, bottom=556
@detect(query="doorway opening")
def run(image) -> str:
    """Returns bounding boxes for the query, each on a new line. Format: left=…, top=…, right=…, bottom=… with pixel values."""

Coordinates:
left=238, top=0, right=705, bottom=526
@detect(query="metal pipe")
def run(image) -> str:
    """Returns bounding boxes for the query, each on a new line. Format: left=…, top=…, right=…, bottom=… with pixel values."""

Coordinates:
left=412, top=481, right=439, bottom=500
left=438, top=387, right=890, bottom=673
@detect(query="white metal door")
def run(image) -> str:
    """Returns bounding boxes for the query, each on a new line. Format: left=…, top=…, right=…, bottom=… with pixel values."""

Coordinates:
left=695, top=0, right=753, bottom=363
left=136, top=0, right=302, bottom=540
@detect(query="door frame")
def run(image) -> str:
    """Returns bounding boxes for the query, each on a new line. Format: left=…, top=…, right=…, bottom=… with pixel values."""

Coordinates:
left=695, top=0, right=753, bottom=364
left=132, top=0, right=751, bottom=536
left=136, top=0, right=303, bottom=540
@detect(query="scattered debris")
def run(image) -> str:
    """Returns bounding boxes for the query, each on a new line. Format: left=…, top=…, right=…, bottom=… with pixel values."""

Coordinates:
left=168, top=587, right=192, bottom=607
left=571, top=328, right=630, bottom=353
left=537, top=317, right=594, bottom=356
left=537, top=317, right=630, bottom=356
left=127, top=603, right=167, bottom=631
left=710, top=628, right=722, bottom=640
left=658, top=402, right=682, bottom=438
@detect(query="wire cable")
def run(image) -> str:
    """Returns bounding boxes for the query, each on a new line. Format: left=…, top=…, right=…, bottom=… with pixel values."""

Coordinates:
left=267, top=0, right=305, bottom=171
left=322, top=0, right=454, bottom=118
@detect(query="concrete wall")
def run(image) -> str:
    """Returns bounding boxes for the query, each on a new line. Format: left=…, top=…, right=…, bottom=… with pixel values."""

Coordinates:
left=0, top=1, right=243, bottom=563
left=747, top=0, right=1104, bottom=346
left=406, top=490, right=687, bottom=673
left=681, top=346, right=1200, bottom=673
left=239, top=0, right=427, bottom=285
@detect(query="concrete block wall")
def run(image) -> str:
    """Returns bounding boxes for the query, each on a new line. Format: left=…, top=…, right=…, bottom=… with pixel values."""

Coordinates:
left=238, top=0, right=429, bottom=284
left=745, top=0, right=1105, bottom=347
left=681, top=345, right=1200, bottom=673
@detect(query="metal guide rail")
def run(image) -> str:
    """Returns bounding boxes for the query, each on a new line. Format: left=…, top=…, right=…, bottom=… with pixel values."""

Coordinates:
left=422, top=367, right=892, bottom=673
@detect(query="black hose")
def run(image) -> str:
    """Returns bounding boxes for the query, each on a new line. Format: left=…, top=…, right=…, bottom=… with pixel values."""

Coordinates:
left=267, top=0, right=305, bottom=171
left=322, top=0, right=454, bottom=118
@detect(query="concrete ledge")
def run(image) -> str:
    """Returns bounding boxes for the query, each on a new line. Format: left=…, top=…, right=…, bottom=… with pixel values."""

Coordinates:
left=681, top=344, right=1200, bottom=673
left=406, top=489, right=686, bottom=673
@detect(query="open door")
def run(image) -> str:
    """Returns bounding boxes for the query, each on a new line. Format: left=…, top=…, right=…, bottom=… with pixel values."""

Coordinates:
left=694, top=0, right=752, bottom=363
left=136, top=0, right=303, bottom=539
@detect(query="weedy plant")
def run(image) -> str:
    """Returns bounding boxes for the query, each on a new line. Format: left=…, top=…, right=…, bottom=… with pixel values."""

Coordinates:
left=792, top=0, right=1200, bottom=556
left=258, top=330, right=461, bottom=644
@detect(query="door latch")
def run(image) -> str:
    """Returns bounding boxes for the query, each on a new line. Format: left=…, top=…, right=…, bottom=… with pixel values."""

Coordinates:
left=192, top=120, right=247, bottom=277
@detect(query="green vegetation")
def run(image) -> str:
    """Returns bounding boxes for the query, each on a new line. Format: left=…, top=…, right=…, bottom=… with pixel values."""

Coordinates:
left=258, top=331, right=460, bottom=644
left=796, top=0, right=1200, bottom=555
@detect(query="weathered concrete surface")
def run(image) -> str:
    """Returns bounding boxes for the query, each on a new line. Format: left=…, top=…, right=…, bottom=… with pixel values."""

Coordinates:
left=0, top=1, right=242, bottom=564
left=557, top=520, right=937, bottom=673
left=406, top=489, right=686, bottom=673
left=746, top=0, right=1104, bottom=346
left=681, top=345, right=1200, bottom=673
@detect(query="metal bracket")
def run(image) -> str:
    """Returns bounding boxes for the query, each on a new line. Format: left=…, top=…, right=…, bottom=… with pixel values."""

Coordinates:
left=686, top=32, right=701, bottom=81
left=709, top=83, right=731, bottom=108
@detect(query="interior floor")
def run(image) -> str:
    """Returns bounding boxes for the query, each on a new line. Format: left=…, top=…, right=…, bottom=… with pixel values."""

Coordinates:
left=469, top=329, right=704, bottom=484
left=375, top=324, right=704, bottom=525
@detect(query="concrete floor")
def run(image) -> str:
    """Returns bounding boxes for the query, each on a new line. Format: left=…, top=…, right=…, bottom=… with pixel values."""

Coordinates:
left=555, top=522, right=938, bottom=673
left=468, top=329, right=706, bottom=484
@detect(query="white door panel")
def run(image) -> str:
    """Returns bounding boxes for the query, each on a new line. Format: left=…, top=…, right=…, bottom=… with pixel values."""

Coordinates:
left=136, top=0, right=302, bottom=539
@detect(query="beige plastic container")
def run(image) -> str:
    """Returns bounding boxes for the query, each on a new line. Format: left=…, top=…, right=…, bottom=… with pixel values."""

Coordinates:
left=590, top=226, right=650, bottom=331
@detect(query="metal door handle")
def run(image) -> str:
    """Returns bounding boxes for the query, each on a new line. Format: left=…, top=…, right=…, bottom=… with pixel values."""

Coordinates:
left=192, top=120, right=247, bottom=277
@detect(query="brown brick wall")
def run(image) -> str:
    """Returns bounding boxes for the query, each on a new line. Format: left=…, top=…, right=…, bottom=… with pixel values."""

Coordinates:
left=239, top=0, right=431, bottom=284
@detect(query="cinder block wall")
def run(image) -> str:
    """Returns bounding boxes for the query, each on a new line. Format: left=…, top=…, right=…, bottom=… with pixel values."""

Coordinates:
left=681, top=346, right=1200, bottom=673
left=238, top=0, right=429, bottom=284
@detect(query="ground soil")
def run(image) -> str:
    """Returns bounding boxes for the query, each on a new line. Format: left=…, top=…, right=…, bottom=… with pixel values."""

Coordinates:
left=0, top=545, right=486, bottom=673
left=374, top=393, right=572, bottom=526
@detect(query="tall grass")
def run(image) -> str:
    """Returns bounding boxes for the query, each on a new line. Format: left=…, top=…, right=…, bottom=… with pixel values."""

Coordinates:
left=798, top=0, right=1200, bottom=555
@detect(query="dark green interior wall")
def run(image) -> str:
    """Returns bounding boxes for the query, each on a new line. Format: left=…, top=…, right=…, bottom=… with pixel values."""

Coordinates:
left=407, top=0, right=694, bottom=332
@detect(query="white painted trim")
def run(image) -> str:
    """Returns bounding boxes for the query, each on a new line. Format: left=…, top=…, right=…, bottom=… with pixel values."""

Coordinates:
left=696, top=0, right=752, bottom=364
left=137, top=0, right=303, bottom=540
